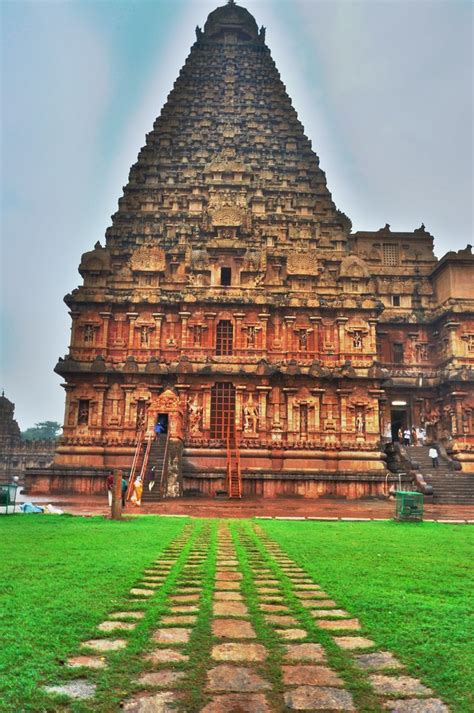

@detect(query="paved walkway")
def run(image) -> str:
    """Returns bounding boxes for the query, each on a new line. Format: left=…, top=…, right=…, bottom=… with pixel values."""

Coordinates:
left=16, top=491, right=474, bottom=522
left=43, top=521, right=451, bottom=711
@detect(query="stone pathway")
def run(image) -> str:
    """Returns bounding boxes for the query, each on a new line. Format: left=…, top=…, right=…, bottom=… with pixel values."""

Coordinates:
left=42, top=520, right=451, bottom=712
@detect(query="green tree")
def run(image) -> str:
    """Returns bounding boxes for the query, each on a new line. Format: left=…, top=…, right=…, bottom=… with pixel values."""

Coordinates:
left=21, top=421, right=62, bottom=441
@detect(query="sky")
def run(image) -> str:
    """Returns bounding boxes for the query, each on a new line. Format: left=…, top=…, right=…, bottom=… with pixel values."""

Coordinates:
left=1, top=0, right=473, bottom=430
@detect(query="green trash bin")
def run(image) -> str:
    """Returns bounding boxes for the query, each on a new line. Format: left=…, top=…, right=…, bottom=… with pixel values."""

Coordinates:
left=395, top=490, right=424, bottom=521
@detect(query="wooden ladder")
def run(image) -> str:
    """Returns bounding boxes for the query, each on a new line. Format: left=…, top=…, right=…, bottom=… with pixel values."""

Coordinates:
left=226, top=411, right=242, bottom=498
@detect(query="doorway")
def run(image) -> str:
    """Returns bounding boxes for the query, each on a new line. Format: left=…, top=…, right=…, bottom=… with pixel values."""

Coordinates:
left=390, top=408, right=408, bottom=442
left=155, top=413, right=169, bottom=435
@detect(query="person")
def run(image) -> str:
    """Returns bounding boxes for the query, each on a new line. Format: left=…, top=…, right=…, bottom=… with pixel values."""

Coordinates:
left=106, top=472, right=114, bottom=507
left=411, top=426, right=418, bottom=446
left=418, top=427, right=426, bottom=446
left=429, top=446, right=439, bottom=468
left=397, top=427, right=403, bottom=443
left=130, top=475, right=143, bottom=506
left=403, top=428, right=411, bottom=446
left=147, top=465, right=156, bottom=492
left=121, top=475, right=128, bottom=507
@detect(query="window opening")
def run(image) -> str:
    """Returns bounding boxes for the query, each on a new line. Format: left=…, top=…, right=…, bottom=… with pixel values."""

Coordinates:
left=210, top=382, right=236, bottom=439
left=392, top=295, right=401, bottom=307
left=216, top=320, right=233, bottom=356
left=383, top=244, right=400, bottom=266
left=393, top=343, right=404, bottom=364
left=220, top=267, right=232, bottom=286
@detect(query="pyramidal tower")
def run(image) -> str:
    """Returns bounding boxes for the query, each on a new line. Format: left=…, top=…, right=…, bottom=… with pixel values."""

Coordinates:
left=29, top=1, right=474, bottom=498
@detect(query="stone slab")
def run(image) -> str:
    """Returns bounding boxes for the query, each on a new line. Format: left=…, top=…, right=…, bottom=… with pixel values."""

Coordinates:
left=317, top=619, right=361, bottom=631
left=152, top=628, right=191, bottom=645
left=276, top=629, right=308, bottom=640
left=383, top=699, right=450, bottom=712
left=82, top=638, right=127, bottom=652
left=161, top=615, right=197, bottom=625
left=200, top=693, right=271, bottom=713
left=214, top=581, right=241, bottom=590
left=284, top=644, right=327, bottom=663
left=98, top=621, right=136, bottom=632
left=211, top=643, right=267, bottom=663
left=44, top=680, right=97, bottom=700
left=216, top=572, right=242, bottom=581
left=369, top=675, right=433, bottom=696
left=66, top=655, right=106, bottom=669
left=137, top=670, right=186, bottom=688
left=265, top=614, right=298, bottom=626
left=145, top=649, right=189, bottom=664
left=171, top=605, right=199, bottom=613
left=206, top=665, right=271, bottom=692
left=311, top=610, right=349, bottom=619
left=213, top=601, right=248, bottom=617
left=170, top=594, right=200, bottom=603
left=212, top=619, right=256, bottom=639
left=334, top=636, right=375, bottom=650
left=214, top=591, right=244, bottom=601
left=284, top=685, right=355, bottom=710
left=110, top=611, right=145, bottom=620
left=123, top=691, right=181, bottom=712
left=130, top=588, right=155, bottom=597
left=354, top=651, right=404, bottom=671
left=260, top=604, right=290, bottom=613
left=282, top=665, right=343, bottom=687
left=304, top=600, right=338, bottom=608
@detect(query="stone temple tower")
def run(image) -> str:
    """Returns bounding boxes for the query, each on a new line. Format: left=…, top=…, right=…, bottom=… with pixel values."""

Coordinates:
left=28, top=1, right=474, bottom=498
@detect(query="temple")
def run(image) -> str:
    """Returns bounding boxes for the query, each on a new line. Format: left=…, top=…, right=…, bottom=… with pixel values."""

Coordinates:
left=26, top=1, right=474, bottom=498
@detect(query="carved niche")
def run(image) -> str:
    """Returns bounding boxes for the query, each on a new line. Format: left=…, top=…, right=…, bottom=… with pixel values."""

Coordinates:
left=130, top=246, right=166, bottom=272
left=286, top=250, right=318, bottom=275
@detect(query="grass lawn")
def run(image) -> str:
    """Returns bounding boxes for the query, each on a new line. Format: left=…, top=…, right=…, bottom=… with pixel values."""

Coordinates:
left=0, top=514, right=188, bottom=711
left=259, top=519, right=474, bottom=713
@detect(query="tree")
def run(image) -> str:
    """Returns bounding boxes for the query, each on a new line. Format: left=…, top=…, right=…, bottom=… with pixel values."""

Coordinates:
left=21, top=421, right=62, bottom=441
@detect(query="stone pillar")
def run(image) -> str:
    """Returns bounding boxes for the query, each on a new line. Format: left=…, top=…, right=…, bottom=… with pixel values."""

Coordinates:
left=94, top=385, right=107, bottom=433
left=69, top=310, right=80, bottom=349
left=62, top=383, right=76, bottom=428
left=179, top=312, right=191, bottom=350
left=337, top=388, right=351, bottom=436
left=99, top=311, right=112, bottom=350
left=336, top=317, right=348, bottom=362
left=201, top=384, right=212, bottom=432
left=127, top=313, right=139, bottom=349
left=123, top=385, right=135, bottom=427
left=205, top=312, right=217, bottom=351
left=257, top=386, right=271, bottom=437
left=152, top=313, right=164, bottom=354
left=283, top=387, right=297, bottom=437
left=233, top=313, right=245, bottom=353
left=258, top=312, right=270, bottom=356
left=445, top=322, right=460, bottom=359
left=235, top=385, right=246, bottom=432
left=310, top=316, right=321, bottom=355
left=272, top=312, right=282, bottom=350
left=310, top=389, right=325, bottom=433
left=368, top=319, right=378, bottom=356
left=284, top=316, right=296, bottom=356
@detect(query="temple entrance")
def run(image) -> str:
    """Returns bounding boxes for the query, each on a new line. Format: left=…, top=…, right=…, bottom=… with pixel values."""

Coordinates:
left=390, top=407, right=408, bottom=442
left=210, top=383, right=236, bottom=438
left=155, top=413, right=169, bottom=435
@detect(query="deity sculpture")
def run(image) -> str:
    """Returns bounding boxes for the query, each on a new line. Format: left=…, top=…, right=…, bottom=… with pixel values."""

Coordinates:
left=243, top=395, right=259, bottom=434
left=188, top=398, right=202, bottom=435
left=355, top=411, right=365, bottom=434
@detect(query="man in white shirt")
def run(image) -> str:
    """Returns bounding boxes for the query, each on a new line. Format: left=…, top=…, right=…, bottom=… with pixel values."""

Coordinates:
left=429, top=446, right=439, bottom=468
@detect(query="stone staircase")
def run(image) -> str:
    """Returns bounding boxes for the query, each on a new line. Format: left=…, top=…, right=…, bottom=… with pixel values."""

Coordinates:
left=405, top=446, right=474, bottom=504
left=142, top=434, right=168, bottom=502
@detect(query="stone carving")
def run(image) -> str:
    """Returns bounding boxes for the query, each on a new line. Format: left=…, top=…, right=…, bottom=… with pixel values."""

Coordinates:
left=130, top=246, right=166, bottom=272
left=287, top=251, right=318, bottom=275
left=243, top=395, right=259, bottom=434
left=211, top=206, right=243, bottom=227
left=188, top=397, right=202, bottom=435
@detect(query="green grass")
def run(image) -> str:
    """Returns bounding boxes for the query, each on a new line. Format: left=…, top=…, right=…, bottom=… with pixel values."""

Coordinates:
left=258, top=519, right=474, bottom=713
left=0, top=514, right=189, bottom=712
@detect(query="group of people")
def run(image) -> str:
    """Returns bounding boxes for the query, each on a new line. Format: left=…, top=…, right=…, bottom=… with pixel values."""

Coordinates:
left=106, top=472, right=145, bottom=507
left=397, top=426, right=426, bottom=446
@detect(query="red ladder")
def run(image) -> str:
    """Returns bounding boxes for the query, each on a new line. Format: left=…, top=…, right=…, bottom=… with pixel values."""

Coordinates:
left=226, top=410, right=242, bottom=498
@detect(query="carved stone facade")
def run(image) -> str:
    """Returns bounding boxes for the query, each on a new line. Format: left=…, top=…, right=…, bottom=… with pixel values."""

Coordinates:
left=26, top=2, right=474, bottom=497
left=0, top=394, right=55, bottom=484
